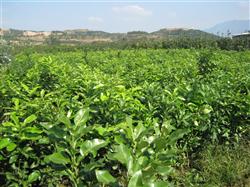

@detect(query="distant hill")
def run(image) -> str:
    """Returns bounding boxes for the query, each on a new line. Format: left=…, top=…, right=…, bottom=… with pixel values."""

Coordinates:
left=205, top=20, right=250, bottom=36
left=0, top=27, right=218, bottom=45
left=152, top=28, right=218, bottom=39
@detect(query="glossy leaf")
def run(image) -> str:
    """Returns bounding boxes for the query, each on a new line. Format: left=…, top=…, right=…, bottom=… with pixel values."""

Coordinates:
left=28, top=171, right=40, bottom=183
left=95, top=170, right=116, bottom=184
left=24, top=115, right=37, bottom=124
left=112, top=144, right=131, bottom=167
left=6, top=143, right=17, bottom=152
left=80, top=139, right=107, bottom=157
left=128, top=170, right=143, bottom=187
left=45, top=152, right=70, bottom=165
left=156, top=165, right=174, bottom=176
left=133, top=122, right=146, bottom=141
left=0, top=138, right=10, bottom=150
left=167, top=129, right=190, bottom=145
left=74, top=108, right=90, bottom=127
left=145, top=181, right=172, bottom=187
left=23, top=127, right=43, bottom=134
left=58, top=114, right=71, bottom=128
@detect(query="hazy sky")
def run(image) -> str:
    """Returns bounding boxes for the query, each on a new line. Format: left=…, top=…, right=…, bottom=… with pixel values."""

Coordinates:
left=1, top=0, right=250, bottom=32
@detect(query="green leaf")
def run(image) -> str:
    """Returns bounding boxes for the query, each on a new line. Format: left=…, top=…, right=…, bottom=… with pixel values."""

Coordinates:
left=115, top=85, right=126, bottom=90
left=0, top=138, right=10, bottom=150
left=137, top=141, right=149, bottom=153
left=127, top=158, right=140, bottom=176
left=45, top=152, right=70, bottom=165
left=128, top=170, right=143, bottom=187
left=6, top=142, right=17, bottom=152
left=28, top=171, right=40, bottom=183
left=95, top=126, right=106, bottom=136
left=10, top=113, right=19, bottom=126
left=117, top=117, right=133, bottom=141
left=58, top=114, right=71, bottom=128
left=21, top=132, right=42, bottom=141
left=126, top=116, right=133, bottom=139
left=100, top=93, right=109, bottom=102
left=23, top=127, right=43, bottom=134
left=21, top=82, right=30, bottom=93
left=29, top=86, right=40, bottom=95
left=167, top=129, right=190, bottom=146
left=24, top=115, right=37, bottom=124
left=93, top=83, right=104, bottom=89
left=112, top=144, right=131, bottom=167
left=158, top=149, right=178, bottom=161
left=133, top=122, right=146, bottom=141
left=202, top=105, right=213, bottom=114
left=12, top=98, right=19, bottom=110
left=75, top=126, right=92, bottom=137
left=74, top=108, right=90, bottom=127
left=156, top=165, right=174, bottom=176
left=2, top=122, right=15, bottom=127
left=145, top=181, right=172, bottom=187
left=80, top=139, right=107, bottom=157
left=161, top=120, right=175, bottom=135
left=40, top=89, right=45, bottom=98
left=9, top=155, right=18, bottom=164
left=38, top=137, right=50, bottom=144
left=154, top=137, right=168, bottom=151
left=46, top=126, right=67, bottom=139
left=138, top=156, right=149, bottom=167
left=95, top=170, right=116, bottom=184
left=114, top=135, right=125, bottom=144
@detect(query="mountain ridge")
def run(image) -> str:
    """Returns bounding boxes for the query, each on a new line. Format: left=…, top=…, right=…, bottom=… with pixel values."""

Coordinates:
left=205, top=20, right=250, bottom=36
left=0, top=27, right=219, bottom=45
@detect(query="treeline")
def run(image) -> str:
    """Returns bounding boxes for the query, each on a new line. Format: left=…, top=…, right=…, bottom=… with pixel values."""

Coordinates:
left=3, top=36, right=250, bottom=55
left=120, top=37, right=250, bottom=51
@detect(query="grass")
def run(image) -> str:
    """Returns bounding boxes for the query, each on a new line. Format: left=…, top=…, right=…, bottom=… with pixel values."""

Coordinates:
left=195, top=140, right=250, bottom=187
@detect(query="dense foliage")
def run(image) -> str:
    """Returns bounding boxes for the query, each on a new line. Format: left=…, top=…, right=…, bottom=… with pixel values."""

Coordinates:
left=0, top=49, right=249, bottom=186
left=5, top=36, right=250, bottom=55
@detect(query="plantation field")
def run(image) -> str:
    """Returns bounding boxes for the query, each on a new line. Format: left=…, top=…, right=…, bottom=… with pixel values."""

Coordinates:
left=0, top=49, right=250, bottom=186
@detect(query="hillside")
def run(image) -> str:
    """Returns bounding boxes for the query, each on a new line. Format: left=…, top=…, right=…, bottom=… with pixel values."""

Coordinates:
left=205, top=20, right=250, bottom=36
left=0, top=28, right=218, bottom=45
left=152, top=28, right=218, bottom=39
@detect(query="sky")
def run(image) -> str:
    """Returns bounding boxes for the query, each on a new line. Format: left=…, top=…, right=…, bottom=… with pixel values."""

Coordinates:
left=1, top=0, right=250, bottom=32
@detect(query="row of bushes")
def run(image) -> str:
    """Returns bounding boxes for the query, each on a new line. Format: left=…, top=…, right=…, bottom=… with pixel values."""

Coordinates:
left=3, top=37, right=250, bottom=56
